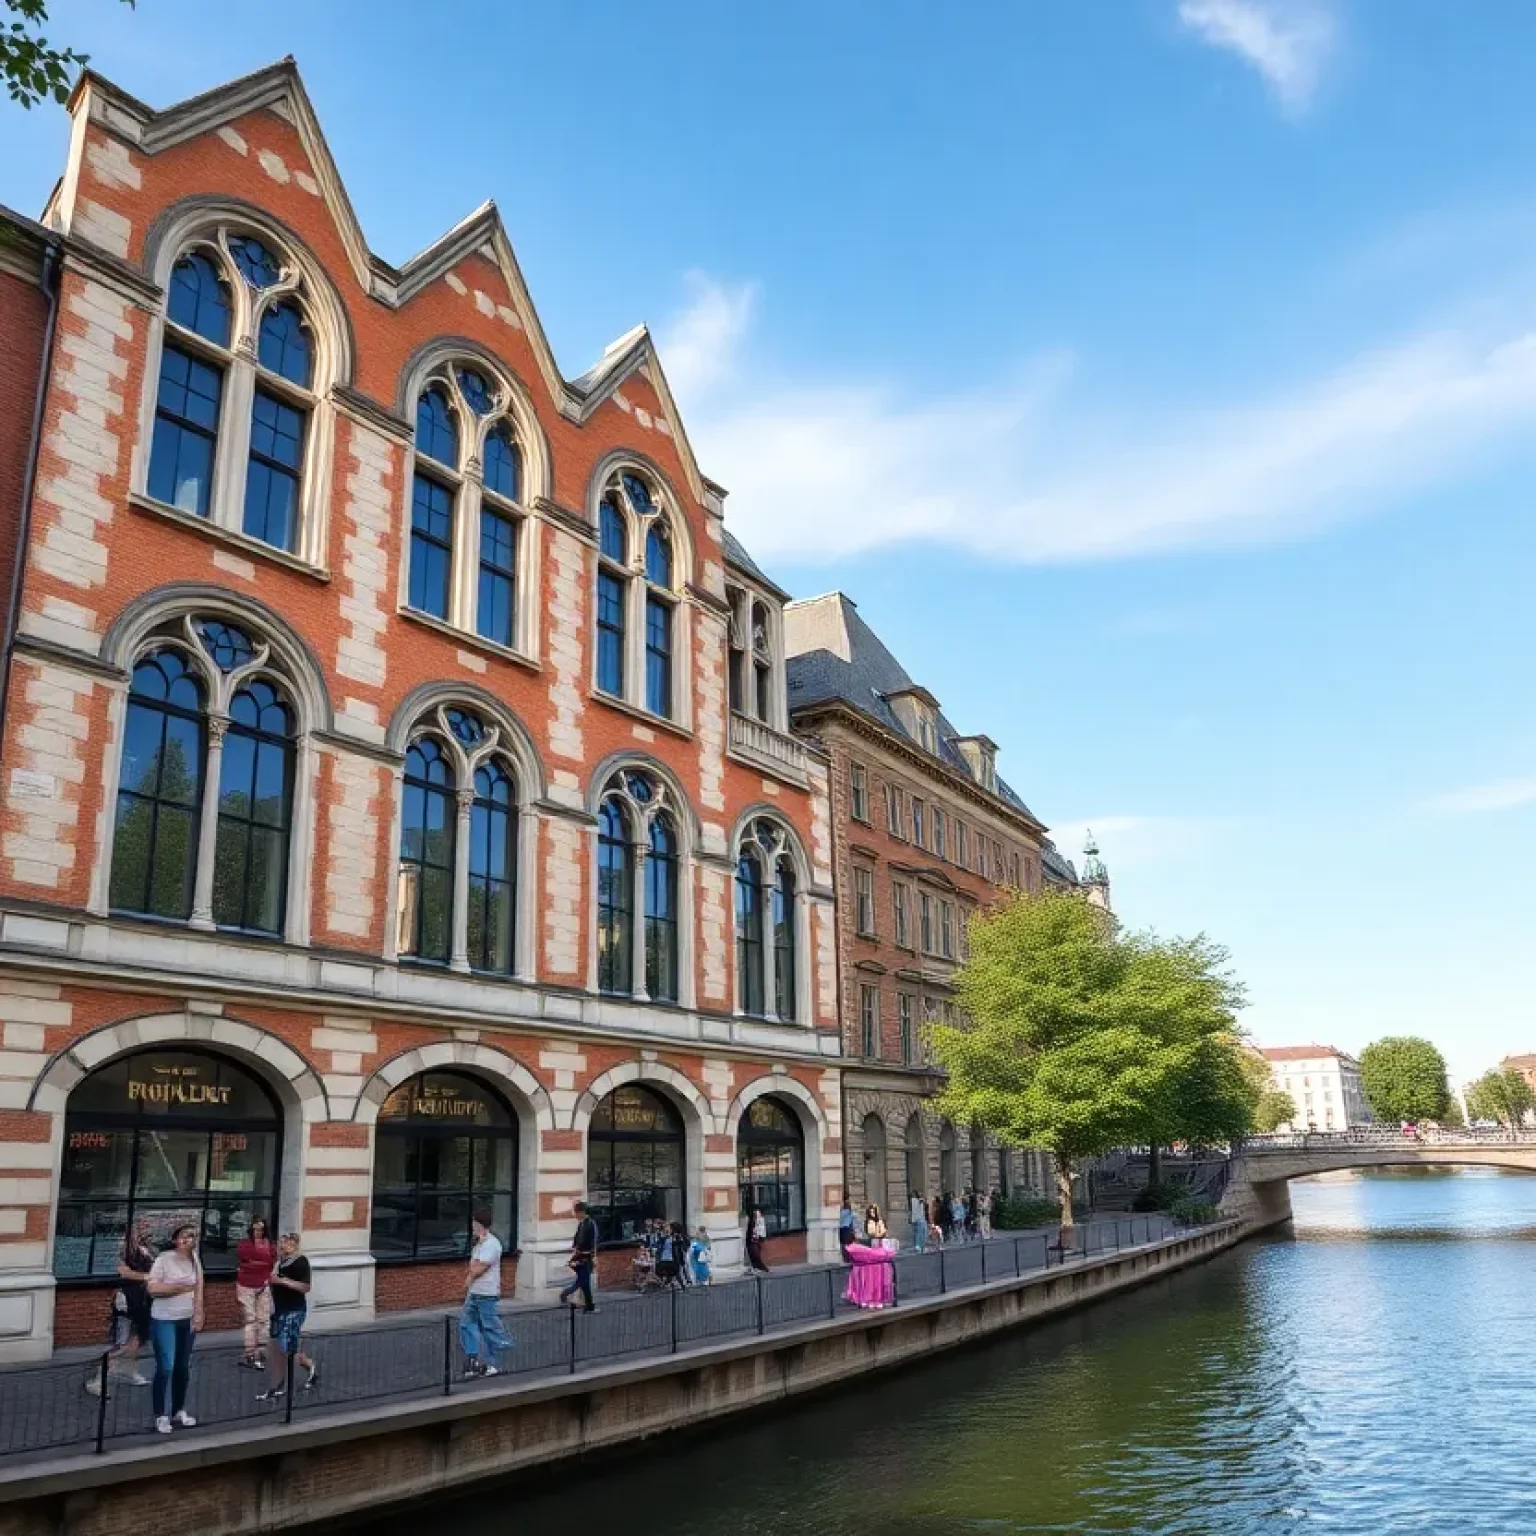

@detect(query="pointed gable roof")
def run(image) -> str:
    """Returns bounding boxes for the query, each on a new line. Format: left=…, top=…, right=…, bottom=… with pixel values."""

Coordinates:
left=62, top=57, right=711, bottom=503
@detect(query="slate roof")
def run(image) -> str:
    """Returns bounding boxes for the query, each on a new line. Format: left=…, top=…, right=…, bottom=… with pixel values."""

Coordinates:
left=721, top=529, right=775, bottom=590
left=785, top=593, right=1045, bottom=829
left=1039, top=840, right=1079, bottom=885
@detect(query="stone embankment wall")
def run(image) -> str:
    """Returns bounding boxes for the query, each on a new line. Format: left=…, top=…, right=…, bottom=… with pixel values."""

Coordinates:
left=0, top=1222, right=1246, bottom=1536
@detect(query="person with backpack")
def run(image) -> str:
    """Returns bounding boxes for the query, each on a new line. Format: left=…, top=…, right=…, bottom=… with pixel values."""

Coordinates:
left=560, top=1200, right=599, bottom=1313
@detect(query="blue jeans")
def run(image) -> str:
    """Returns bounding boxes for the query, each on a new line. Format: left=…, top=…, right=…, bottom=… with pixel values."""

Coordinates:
left=458, top=1294, right=513, bottom=1364
left=559, top=1261, right=595, bottom=1310
left=911, top=1221, right=927, bottom=1252
left=150, top=1317, right=193, bottom=1418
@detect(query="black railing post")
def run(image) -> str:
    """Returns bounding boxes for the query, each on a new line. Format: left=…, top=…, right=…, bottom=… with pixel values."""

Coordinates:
left=285, top=1343, right=296, bottom=1425
left=93, top=1350, right=110, bottom=1454
left=755, top=1273, right=765, bottom=1336
left=826, top=1265, right=837, bottom=1319
left=670, top=1285, right=678, bottom=1355
left=442, top=1314, right=453, bottom=1395
left=890, top=1256, right=899, bottom=1308
left=568, top=1300, right=578, bottom=1375
left=981, top=1239, right=988, bottom=1282
left=940, top=1247, right=948, bottom=1294
left=1014, top=1236, right=1022, bottom=1277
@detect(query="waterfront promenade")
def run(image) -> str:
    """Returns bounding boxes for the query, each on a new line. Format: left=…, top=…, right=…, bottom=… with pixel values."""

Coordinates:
left=1, top=1217, right=1177, bottom=1466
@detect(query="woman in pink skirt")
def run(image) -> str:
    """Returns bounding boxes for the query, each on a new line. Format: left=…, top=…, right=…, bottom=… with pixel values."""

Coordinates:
left=842, top=1217, right=896, bottom=1310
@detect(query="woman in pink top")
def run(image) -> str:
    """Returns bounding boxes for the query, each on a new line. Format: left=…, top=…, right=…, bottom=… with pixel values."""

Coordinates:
left=235, top=1216, right=276, bottom=1371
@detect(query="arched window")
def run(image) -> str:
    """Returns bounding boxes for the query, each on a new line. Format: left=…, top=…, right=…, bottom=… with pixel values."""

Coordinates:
left=735, top=819, right=799, bottom=1021
left=645, top=812, right=679, bottom=1002
left=737, top=1095, right=804, bottom=1236
left=734, top=848, right=765, bottom=1017
left=596, top=499, right=627, bottom=697
left=372, top=1071, right=517, bottom=1260
left=147, top=231, right=324, bottom=558
left=597, top=796, right=633, bottom=995
left=109, top=650, right=206, bottom=921
left=211, top=677, right=294, bottom=934
left=395, top=703, right=524, bottom=975
left=862, top=1113, right=889, bottom=1212
left=468, top=758, right=516, bottom=974
left=398, top=738, right=455, bottom=964
left=109, top=617, right=304, bottom=938
left=406, top=363, right=528, bottom=650
left=586, top=1085, right=684, bottom=1244
left=594, top=467, right=682, bottom=721
left=595, top=768, right=686, bottom=1002
left=904, top=1115, right=926, bottom=1198
left=54, top=1048, right=280, bottom=1280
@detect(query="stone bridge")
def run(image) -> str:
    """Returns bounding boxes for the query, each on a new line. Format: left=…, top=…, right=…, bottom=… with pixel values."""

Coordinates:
left=1220, top=1129, right=1536, bottom=1228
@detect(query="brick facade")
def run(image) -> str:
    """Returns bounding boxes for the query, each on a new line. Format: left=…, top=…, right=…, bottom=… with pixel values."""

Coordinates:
left=0, top=62, right=843, bottom=1359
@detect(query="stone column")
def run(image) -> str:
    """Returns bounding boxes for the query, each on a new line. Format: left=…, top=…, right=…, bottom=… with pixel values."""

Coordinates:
left=188, top=715, right=228, bottom=931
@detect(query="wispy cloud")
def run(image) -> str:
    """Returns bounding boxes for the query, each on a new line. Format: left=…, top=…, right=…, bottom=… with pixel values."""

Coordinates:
left=1420, top=777, right=1536, bottom=816
left=658, top=268, right=1536, bottom=566
left=1177, top=0, right=1338, bottom=115
left=655, top=271, right=758, bottom=404
left=1043, top=816, right=1224, bottom=871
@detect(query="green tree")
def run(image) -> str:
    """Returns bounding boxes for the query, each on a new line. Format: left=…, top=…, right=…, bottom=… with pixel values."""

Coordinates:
left=2, top=0, right=130, bottom=110
left=1358, top=1036, right=1450, bottom=1124
left=1464, top=1069, right=1534, bottom=1137
left=1254, top=1088, right=1297, bottom=1133
left=928, top=891, right=1248, bottom=1242
left=1439, top=1093, right=1466, bottom=1128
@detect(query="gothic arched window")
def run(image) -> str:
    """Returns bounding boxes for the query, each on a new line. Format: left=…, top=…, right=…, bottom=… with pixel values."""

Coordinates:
left=735, top=819, right=800, bottom=1021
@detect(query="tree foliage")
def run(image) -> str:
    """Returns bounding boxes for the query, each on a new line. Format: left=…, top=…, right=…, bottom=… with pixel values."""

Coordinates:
left=1254, top=1088, right=1297, bottom=1134
left=928, top=890, right=1250, bottom=1236
left=1464, top=1068, right=1534, bottom=1132
left=1358, top=1036, right=1450, bottom=1124
left=2, top=0, right=131, bottom=111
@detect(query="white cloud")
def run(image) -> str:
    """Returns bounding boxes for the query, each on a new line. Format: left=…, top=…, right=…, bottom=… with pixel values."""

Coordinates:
left=655, top=271, right=757, bottom=406
left=1420, top=778, right=1536, bottom=816
left=671, top=277, right=1536, bottom=565
left=1177, top=0, right=1338, bottom=115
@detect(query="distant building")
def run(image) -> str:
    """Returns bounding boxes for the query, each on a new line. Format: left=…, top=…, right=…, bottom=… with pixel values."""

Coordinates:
left=1260, top=1046, right=1372, bottom=1131
left=1499, top=1054, right=1536, bottom=1094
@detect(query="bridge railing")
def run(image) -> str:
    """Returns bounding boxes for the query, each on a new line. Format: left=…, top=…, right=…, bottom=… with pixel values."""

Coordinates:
left=1242, top=1127, right=1536, bottom=1151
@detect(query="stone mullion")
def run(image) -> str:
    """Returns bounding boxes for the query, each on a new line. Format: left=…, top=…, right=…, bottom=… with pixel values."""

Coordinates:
left=450, top=786, right=474, bottom=972
left=188, top=715, right=228, bottom=931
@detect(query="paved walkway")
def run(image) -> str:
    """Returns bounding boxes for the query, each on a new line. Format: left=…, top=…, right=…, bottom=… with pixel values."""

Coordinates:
left=1, top=1217, right=1174, bottom=1465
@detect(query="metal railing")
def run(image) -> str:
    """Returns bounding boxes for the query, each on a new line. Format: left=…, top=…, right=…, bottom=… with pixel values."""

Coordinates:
left=1243, top=1127, right=1536, bottom=1151
left=0, top=1214, right=1206, bottom=1462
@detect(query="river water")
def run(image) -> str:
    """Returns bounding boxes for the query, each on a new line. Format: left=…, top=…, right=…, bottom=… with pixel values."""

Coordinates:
left=368, top=1170, right=1536, bottom=1534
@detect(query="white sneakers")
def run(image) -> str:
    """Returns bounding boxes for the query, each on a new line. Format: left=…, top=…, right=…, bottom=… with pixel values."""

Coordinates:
left=156, top=1410, right=197, bottom=1432
left=155, top=1416, right=172, bottom=1434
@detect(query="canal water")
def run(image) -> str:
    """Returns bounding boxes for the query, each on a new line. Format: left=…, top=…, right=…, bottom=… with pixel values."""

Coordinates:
left=368, top=1170, right=1536, bottom=1534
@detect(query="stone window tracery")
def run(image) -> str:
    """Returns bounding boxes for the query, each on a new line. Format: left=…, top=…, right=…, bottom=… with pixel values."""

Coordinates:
left=595, top=768, right=682, bottom=1002
left=734, top=818, right=800, bottom=1022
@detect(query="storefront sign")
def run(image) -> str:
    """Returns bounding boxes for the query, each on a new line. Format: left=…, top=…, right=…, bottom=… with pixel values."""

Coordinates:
left=383, top=1080, right=486, bottom=1121
left=128, top=1063, right=231, bottom=1107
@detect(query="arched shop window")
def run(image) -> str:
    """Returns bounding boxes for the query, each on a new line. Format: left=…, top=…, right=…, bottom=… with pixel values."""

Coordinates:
left=371, top=1071, right=517, bottom=1260
left=736, top=1096, right=804, bottom=1236
left=586, top=1085, right=684, bottom=1244
left=54, top=1049, right=280, bottom=1280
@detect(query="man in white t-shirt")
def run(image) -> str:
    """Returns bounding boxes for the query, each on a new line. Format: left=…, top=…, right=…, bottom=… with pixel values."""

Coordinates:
left=459, top=1212, right=514, bottom=1378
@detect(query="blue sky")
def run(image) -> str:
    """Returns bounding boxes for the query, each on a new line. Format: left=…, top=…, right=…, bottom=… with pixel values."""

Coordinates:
left=4, top=0, right=1534, bottom=1084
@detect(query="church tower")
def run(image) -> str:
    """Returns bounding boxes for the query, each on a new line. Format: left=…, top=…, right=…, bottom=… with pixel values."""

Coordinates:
left=1082, top=831, right=1112, bottom=912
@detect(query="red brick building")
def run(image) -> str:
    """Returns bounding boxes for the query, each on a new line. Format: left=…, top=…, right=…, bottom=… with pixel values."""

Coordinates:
left=0, top=61, right=842, bottom=1358
left=784, top=593, right=1098, bottom=1220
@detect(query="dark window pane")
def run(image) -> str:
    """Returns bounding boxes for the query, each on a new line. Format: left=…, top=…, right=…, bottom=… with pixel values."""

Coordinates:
left=597, top=571, right=625, bottom=695
left=599, top=498, right=627, bottom=562
left=597, top=797, right=632, bottom=995
left=416, top=388, right=458, bottom=466
left=484, top=424, right=519, bottom=499
left=409, top=475, right=453, bottom=618
left=229, top=235, right=281, bottom=288
left=645, top=523, right=671, bottom=586
left=645, top=596, right=672, bottom=717
left=256, top=300, right=312, bottom=386
left=167, top=253, right=231, bottom=346
left=476, top=506, right=516, bottom=646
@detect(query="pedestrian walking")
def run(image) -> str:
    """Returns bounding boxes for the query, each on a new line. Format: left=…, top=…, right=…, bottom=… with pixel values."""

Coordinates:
left=458, top=1211, right=513, bottom=1377
left=950, top=1191, right=967, bottom=1240
left=656, top=1222, right=682, bottom=1288
left=908, top=1189, right=928, bottom=1252
left=965, top=1188, right=979, bottom=1241
left=85, top=1217, right=155, bottom=1397
left=147, top=1223, right=203, bottom=1434
left=559, top=1200, right=599, bottom=1312
left=256, top=1231, right=318, bottom=1400
left=688, top=1226, right=713, bottom=1285
left=746, top=1206, right=770, bottom=1272
left=978, top=1188, right=993, bottom=1241
left=236, top=1215, right=276, bottom=1371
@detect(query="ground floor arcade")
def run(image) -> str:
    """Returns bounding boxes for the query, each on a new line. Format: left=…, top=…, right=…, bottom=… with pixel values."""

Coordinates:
left=0, top=976, right=843, bottom=1360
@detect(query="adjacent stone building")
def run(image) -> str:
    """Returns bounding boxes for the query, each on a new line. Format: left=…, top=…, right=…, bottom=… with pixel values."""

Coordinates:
left=0, top=61, right=844, bottom=1359
left=784, top=592, right=1082, bottom=1217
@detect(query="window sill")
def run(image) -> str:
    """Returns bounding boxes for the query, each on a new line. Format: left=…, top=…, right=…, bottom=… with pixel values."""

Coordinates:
left=398, top=607, right=542, bottom=673
left=590, top=688, right=693, bottom=741
left=128, top=493, right=331, bottom=583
